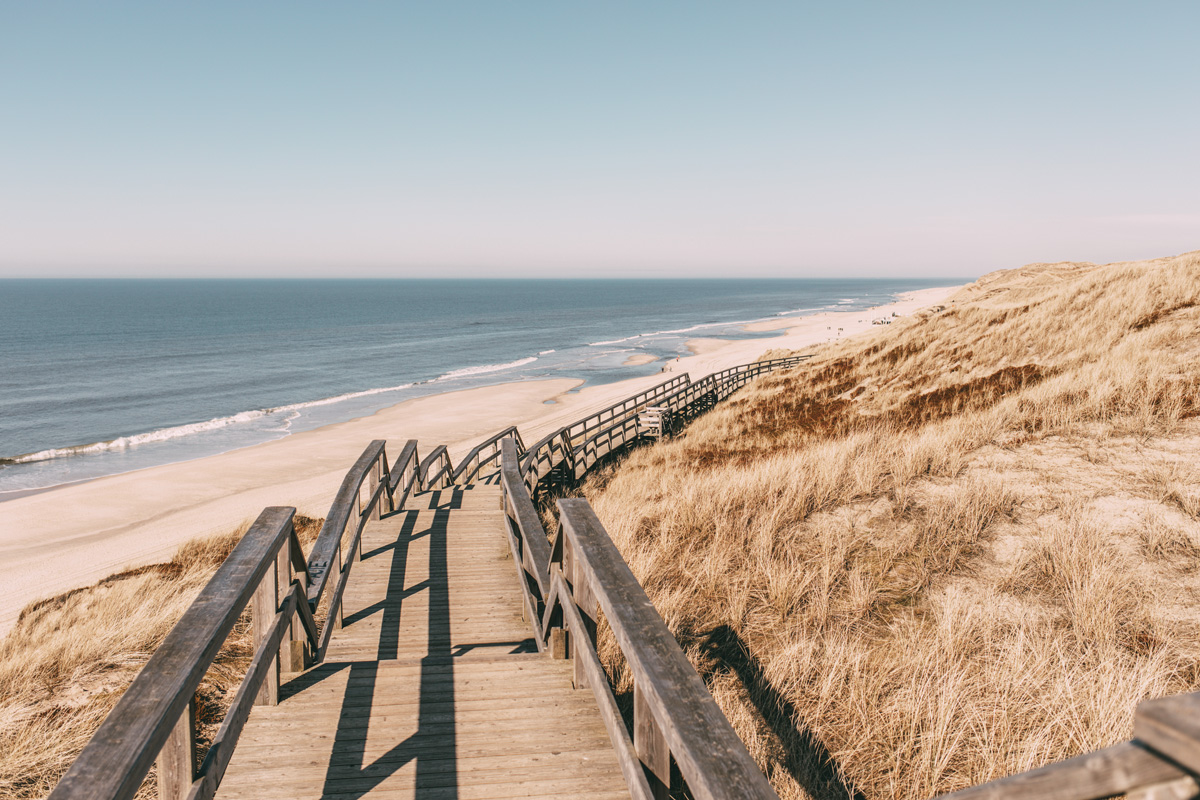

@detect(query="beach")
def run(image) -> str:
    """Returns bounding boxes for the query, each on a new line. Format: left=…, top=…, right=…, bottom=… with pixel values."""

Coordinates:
left=0, top=285, right=959, bottom=635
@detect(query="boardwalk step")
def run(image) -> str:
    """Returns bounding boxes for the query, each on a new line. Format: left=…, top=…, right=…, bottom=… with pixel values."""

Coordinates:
left=217, top=483, right=630, bottom=800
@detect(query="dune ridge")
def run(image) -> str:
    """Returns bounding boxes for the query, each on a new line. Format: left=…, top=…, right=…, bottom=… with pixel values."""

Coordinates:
left=583, top=251, right=1200, bottom=798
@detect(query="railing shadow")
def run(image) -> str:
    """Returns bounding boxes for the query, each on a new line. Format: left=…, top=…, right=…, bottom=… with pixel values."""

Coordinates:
left=697, top=625, right=864, bottom=800
left=320, top=508, right=460, bottom=799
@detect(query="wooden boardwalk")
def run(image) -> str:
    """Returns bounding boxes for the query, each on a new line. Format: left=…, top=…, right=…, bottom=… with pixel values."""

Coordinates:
left=54, top=363, right=808, bottom=800
left=217, top=484, right=631, bottom=800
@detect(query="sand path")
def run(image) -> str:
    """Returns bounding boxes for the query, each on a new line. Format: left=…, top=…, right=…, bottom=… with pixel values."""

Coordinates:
left=0, top=286, right=959, bottom=635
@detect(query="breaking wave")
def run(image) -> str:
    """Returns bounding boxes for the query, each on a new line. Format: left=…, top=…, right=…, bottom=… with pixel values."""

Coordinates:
left=431, top=356, right=538, bottom=382
left=2, top=355, right=545, bottom=467
left=0, top=381, right=420, bottom=466
left=587, top=319, right=759, bottom=347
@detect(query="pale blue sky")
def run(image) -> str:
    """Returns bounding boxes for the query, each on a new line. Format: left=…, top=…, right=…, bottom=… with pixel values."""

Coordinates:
left=1, top=2, right=1197, bottom=278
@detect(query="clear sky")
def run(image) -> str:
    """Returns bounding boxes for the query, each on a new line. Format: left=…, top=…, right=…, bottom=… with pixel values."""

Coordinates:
left=1, top=2, right=1197, bottom=278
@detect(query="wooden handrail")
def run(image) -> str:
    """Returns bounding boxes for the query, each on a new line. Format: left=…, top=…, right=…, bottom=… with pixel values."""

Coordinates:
left=48, top=507, right=302, bottom=800
left=306, top=439, right=390, bottom=610
left=933, top=740, right=1190, bottom=799
left=519, top=374, right=693, bottom=490
left=452, top=425, right=525, bottom=484
left=500, top=439, right=553, bottom=601
left=418, top=445, right=453, bottom=490
left=566, top=356, right=811, bottom=480
left=564, top=374, right=692, bottom=442
left=545, top=499, right=779, bottom=800
left=387, top=438, right=420, bottom=495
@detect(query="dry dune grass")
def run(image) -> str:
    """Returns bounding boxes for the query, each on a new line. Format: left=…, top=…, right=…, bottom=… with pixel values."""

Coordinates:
left=0, top=515, right=322, bottom=799
left=584, top=251, right=1200, bottom=798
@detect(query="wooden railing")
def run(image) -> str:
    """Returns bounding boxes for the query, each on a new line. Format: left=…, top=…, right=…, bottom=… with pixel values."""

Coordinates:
left=500, top=438, right=553, bottom=645
left=53, top=355, right=808, bottom=800
left=49, top=434, right=480, bottom=800
left=48, top=508, right=317, bottom=800
left=452, top=425, right=524, bottom=484
left=305, top=439, right=396, bottom=654
left=417, top=445, right=454, bottom=490
left=936, top=696, right=1200, bottom=799
left=548, top=500, right=778, bottom=800
left=520, top=356, right=810, bottom=498
left=499, top=445, right=779, bottom=799
left=520, top=374, right=691, bottom=495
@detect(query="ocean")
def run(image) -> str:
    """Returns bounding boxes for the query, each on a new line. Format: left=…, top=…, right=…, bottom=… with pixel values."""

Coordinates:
left=0, top=278, right=949, bottom=495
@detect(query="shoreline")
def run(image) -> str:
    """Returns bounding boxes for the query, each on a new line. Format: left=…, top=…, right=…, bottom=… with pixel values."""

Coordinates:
left=0, top=285, right=960, bottom=636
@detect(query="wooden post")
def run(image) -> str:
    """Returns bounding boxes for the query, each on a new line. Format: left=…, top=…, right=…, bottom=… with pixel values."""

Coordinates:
left=286, top=532, right=308, bottom=672
left=379, top=450, right=394, bottom=516
left=549, top=628, right=568, bottom=660
left=331, top=544, right=344, bottom=630
left=252, top=549, right=280, bottom=706
left=274, top=540, right=290, bottom=676
left=565, top=538, right=597, bottom=690
left=635, top=683, right=671, bottom=800
left=368, top=457, right=381, bottom=522
left=157, top=697, right=195, bottom=800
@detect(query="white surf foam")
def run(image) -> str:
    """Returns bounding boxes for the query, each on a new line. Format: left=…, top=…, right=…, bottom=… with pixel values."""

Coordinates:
left=4, top=382, right=418, bottom=465
left=588, top=319, right=760, bottom=347
left=432, top=356, right=538, bottom=382
left=4, top=353, right=548, bottom=467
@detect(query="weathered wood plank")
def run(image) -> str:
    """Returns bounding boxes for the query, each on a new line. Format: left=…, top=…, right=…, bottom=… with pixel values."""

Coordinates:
left=157, top=698, right=195, bottom=800
left=251, top=550, right=280, bottom=707
left=635, top=682, right=670, bottom=800
left=1136, top=693, right=1200, bottom=775
left=501, top=438, right=552, bottom=598
left=934, top=740, right=1190, bottom=800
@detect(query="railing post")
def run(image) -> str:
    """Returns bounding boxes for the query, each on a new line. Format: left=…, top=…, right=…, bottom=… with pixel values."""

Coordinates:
left=156, top=697, right=195, bottom=800
left=379, top=446, right=395, bottom=516
left=565, top=536, right=597, bottom=689
left=549, top=626, right=568, bottom=659
left=331, top=544, right=344, bottom=630
left=368, top=456, right=382, bottom=522
left=253, top=543, right=281, bottom=706
left=286, top=531, right=308, bottom=672
left=544, top=520, right=569, bottom=660
left=354, top=514, right=363, bottom=563
left=635, top=683, right=671, bottom=800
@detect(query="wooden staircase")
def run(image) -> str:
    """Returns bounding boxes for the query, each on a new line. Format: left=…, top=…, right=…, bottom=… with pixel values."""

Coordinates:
left=216, top=483, right=630, bottom=799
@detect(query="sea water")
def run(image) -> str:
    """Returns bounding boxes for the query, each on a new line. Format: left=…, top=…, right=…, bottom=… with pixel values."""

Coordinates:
left=0, top=278, right=950, bottom=495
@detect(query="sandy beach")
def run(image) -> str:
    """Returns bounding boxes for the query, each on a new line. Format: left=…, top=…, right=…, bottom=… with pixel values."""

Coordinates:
left=0, top=285, right=959, bottom=635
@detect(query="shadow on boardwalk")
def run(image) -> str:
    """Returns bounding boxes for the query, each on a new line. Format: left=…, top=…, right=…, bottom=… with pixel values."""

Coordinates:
left=247, top=484, right=623, bottom=800
left=323, top=508, right=460, bottom=799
